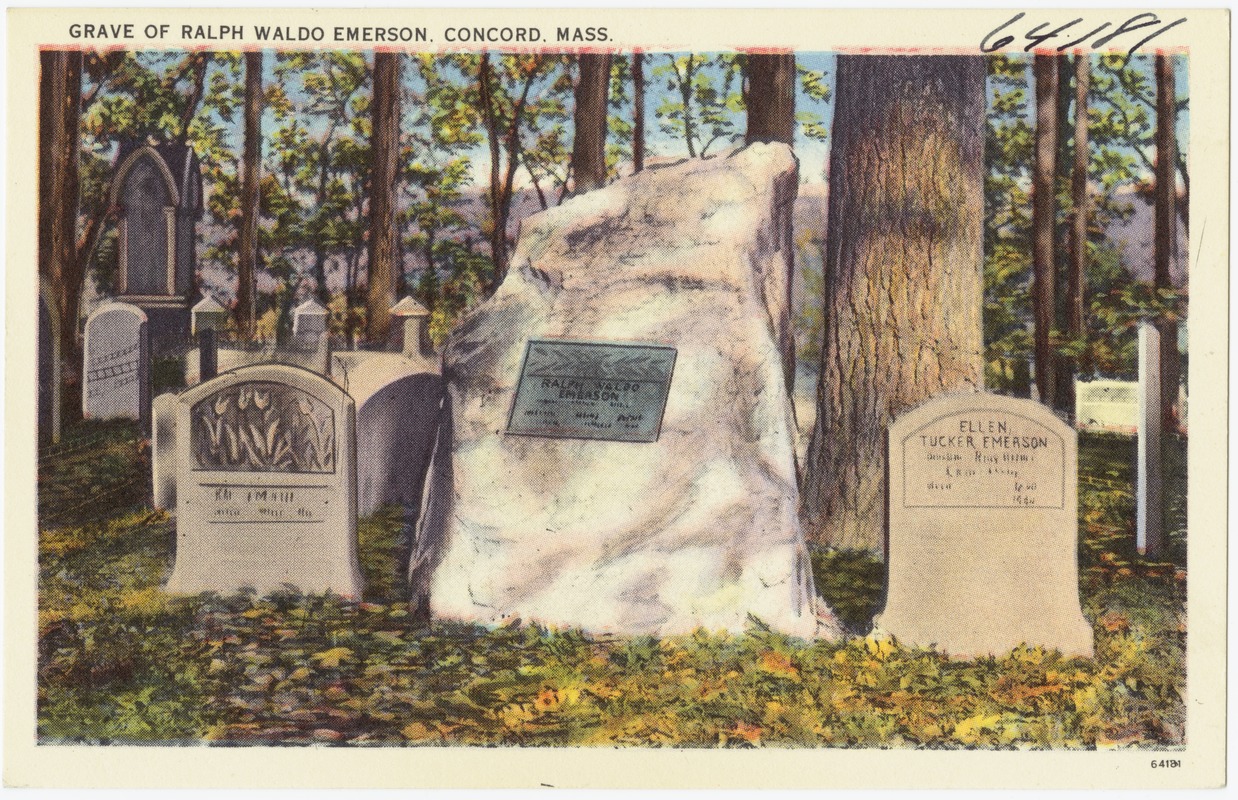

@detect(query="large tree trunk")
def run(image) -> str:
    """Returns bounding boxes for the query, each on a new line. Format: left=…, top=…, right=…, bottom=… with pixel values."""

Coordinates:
left=38, top=51, right=84, bottom=362
left=745, top=53, right=796, bottom=145
left=1031, top=55, right=1058, bottom=406
left=631, top=52, right=645, bottom=173
left=800, top=55, right=986, bottom=553
left=571, top=54, right=611, bottom=194
left=1154, top=54, right=1180, bottom=427
left=366, top=52, right=402, bottom=344
left=1066, top=55, right=1090, bottom=392
left=236, top=51, right=263, bottom=337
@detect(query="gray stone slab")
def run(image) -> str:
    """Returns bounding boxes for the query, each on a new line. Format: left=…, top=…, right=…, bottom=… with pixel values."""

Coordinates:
left=342, top=353, right=442, bottom=518
left=1137, top=322, right=1163, bottom=556
left=878, top=392, right=1093, bottom=658
left=166, top=363, right=362, bottom=598
left=151, top=393, right=178, bottom=510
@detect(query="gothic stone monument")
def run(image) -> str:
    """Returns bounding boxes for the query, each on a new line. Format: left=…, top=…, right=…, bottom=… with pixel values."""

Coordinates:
left=111, top=141, right=203, bottom=356
left=412, top=143, right=835, bottom=638
left=877, top=392, right=1093, bottom=658
left=82, top=301, right=150, bottom=425
left=166, top=363, right=362, bottom=598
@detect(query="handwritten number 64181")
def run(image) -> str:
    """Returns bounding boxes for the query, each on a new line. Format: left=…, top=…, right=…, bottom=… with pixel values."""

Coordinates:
left=981, top=12, right=1187, bottom=56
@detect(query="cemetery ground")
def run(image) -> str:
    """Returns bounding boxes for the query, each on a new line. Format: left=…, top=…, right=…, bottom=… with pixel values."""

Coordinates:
left=38, top=421, right=1186, bottom=749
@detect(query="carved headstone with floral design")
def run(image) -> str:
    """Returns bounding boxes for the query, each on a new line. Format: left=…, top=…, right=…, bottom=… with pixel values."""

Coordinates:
left=166, top=363, right=362, bottom=598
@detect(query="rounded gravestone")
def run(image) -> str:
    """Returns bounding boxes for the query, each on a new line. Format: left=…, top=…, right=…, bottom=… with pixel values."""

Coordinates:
left=878, top=392, right=1093, bottom=658
left=82, top=301, right=149, bottom=423
left=166, top=363, right=362, bottom=598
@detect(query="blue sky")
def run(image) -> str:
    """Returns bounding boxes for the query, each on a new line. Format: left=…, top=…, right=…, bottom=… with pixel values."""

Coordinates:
left=166, top=50, right=1186, bottom=191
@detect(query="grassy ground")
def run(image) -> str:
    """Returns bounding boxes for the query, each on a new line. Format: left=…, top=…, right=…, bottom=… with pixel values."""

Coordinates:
left=36, top=423, right=1187, bottom=747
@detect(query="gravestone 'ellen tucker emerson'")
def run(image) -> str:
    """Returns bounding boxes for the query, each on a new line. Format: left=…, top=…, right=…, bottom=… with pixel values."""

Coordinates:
left=877, top=392, right=1093, bottom=658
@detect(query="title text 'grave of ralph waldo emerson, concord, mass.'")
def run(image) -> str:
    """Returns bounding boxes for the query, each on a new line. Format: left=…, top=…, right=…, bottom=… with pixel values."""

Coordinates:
left=877, top=392, right=1093, bottom=658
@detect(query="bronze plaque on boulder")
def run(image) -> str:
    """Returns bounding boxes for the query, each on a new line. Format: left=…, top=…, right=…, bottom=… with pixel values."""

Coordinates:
left=506, top=339, right=676, bottom=443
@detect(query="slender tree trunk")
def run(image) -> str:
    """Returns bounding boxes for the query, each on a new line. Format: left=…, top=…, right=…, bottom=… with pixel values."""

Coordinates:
left=1031, top=55, right=1058, bottom=406
left=236, top=51, right=263, bottom=337
left=1066, top=55, right=1090, bottom=390
left=678, top=55, right=697, bottom=158
left=800, top=55, right=986, bottom=553
left=478, top=55, right=508, bottom=283
left=745, top=53, right=796, bottom=145
left=1154, top=54, right=1180, bottom=427
left=632, top=52, right=645, bottom=173
left=38, top=51, right=84, bottom=363
left=366, top=52, right=402, bottom=344
left=570, top=54, right=611, bottom=194
left=177, top=53, right=210, bottom=146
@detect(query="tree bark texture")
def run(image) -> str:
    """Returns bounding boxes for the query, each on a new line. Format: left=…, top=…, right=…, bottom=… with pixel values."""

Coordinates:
left=38, top=51, right=84, bottom=359
left=631, top=52, right=645, bottom=173
left=745, top=53, right=796, bottom=145
left=1031, top=55, right=1058, bottom=406
left=571, top=54, right=611, bottom=194
left=366, top=51, right=402, bottom=344
left=1154, top=54, right=1180, bottom=424
left=236, top=51, right=263, bottom=337
left=1067, top=55, right=1090, bottom=379
left=800, top=55, right=986, bottom=553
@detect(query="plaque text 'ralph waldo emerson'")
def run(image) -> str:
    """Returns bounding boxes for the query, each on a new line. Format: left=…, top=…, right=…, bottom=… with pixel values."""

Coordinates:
left=507, top=339, right=676, bottom=443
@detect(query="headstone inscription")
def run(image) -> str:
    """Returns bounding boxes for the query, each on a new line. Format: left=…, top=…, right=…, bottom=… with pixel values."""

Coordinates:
left=877, top=392, right=1093, bottom=658
left=506, top=339, right=676, bottom=443
left=165, top=364, right=362, bottom=598
left=82, top=301, right=150, bottom=425
left=39, top=279, right=62, bottom=444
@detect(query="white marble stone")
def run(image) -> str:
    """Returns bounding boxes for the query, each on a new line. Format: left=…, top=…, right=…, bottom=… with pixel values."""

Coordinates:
left=412, top=144, right=835, bottom=639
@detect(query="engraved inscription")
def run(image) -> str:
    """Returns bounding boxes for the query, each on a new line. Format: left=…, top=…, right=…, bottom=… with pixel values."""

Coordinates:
left=200, top=482, right=332, bottom=524
left=902, top=411, right=1065, bottom=509
left=191, top=381, right=336, bottom=473
left=507, top=340, right=676, bottom=443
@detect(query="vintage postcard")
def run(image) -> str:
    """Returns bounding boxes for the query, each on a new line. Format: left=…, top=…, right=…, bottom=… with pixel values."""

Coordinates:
left=5, top=6, right=1228, bottom=790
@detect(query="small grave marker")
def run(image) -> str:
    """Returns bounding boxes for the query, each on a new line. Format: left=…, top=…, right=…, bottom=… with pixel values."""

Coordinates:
left=877, top=392, right=1093, bottom=657
left=82, top=301, right=150, bottom=427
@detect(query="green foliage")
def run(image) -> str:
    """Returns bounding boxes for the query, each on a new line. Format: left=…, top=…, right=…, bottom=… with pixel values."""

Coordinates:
left=795, top=63, right=832, bottom=143
left=809, top=550, right=883, bottom=634
left=653, top=54, right=744, bottom=158
left=983, top=54, right=1185, bottom=390
left=38, top=428, right=1186, bottom=749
